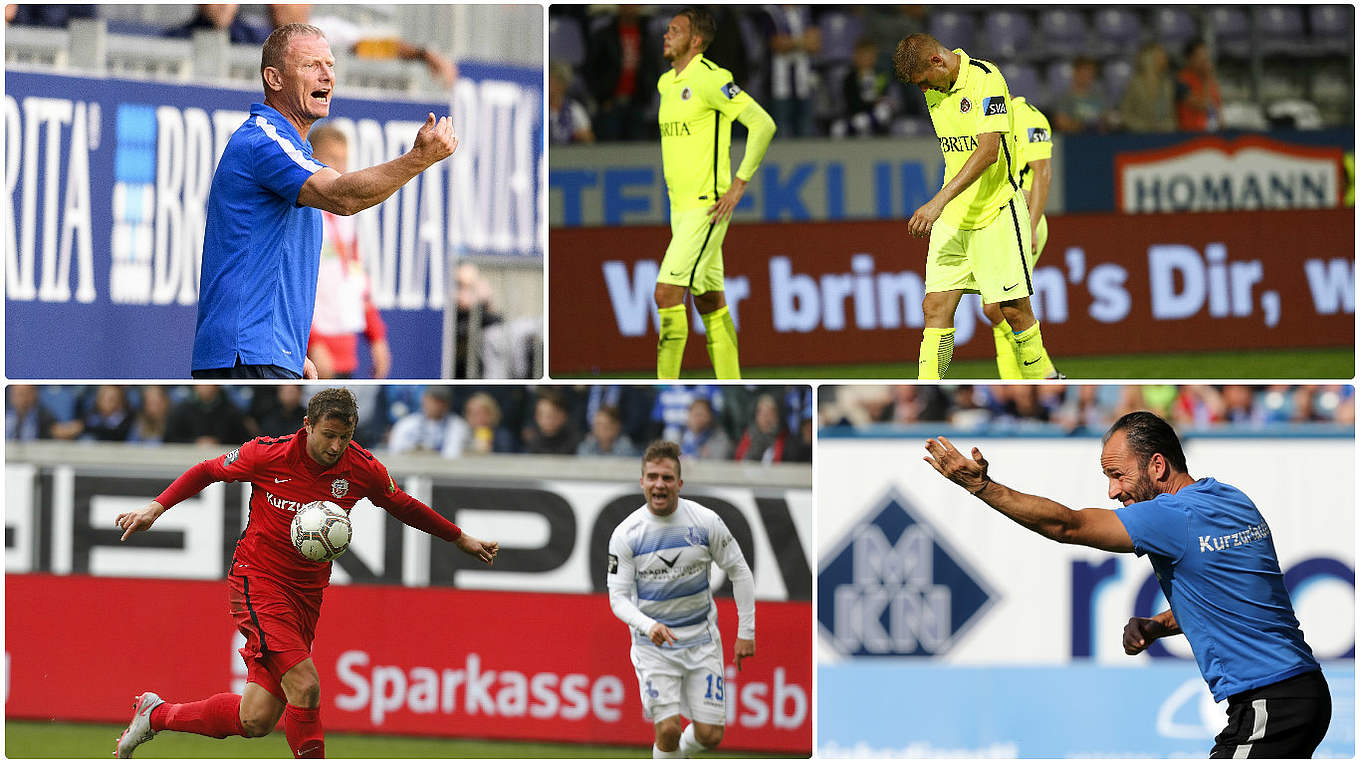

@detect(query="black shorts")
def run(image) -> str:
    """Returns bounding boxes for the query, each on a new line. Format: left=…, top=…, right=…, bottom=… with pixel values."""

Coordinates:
left=1210, top=670, right=1331, bottom=759
left=192, top=356, right=300, bottom=380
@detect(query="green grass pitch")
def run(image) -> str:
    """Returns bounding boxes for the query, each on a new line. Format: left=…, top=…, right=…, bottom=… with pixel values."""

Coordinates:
left=561, top=347, right=1354, bottom=380
left=5, top=720, right=796, bottom=759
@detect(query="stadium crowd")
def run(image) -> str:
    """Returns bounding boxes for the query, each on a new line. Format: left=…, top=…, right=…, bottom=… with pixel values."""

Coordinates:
left=6, top=385, right=813, bottom=465
left=548, top=4, right=1351, bottom=142
left=820, top=384, right=1356, bottom=433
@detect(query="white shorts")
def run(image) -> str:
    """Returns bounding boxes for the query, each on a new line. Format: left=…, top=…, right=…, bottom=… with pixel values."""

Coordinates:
left=630, top=637, right=726, bottom=725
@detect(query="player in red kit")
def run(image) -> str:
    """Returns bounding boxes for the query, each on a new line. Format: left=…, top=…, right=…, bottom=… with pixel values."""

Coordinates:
left=112, top=387, right=498, bottom=758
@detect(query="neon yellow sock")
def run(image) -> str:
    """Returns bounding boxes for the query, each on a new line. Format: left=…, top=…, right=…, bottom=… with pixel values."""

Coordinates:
left=657, top=304, right=688, bottom=379
left=918, top=327, right=955, bottom=379
left=1012, top=322, right=1056, bottom=379
left=993, top=322, right=1022, bottom=380
left=701, top=306, right=741, bottom=379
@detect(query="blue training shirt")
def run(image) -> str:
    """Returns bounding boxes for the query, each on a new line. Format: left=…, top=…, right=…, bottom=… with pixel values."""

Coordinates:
left=192, top=103, right=326, bottom=375
left=1116, top=477, right=1319, bottom=701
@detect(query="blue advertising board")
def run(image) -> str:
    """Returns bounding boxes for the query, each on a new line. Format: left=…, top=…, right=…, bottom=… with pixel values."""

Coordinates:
left=1062, top=128, right=1352, bottom=213
left=5, top=65, right=541, bottom=378
left=818, top=662, right=1355, bottom=758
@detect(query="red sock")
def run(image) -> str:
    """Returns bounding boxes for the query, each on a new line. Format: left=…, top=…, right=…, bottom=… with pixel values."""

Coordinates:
left=151, top=693, right=247, bottom=738
left=284, top=704, right=324, bottom=758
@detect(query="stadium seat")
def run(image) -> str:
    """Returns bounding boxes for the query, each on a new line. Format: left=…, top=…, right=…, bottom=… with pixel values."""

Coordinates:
left=980, top=10, right=1033, bottom=61
left=549, top=15, right=586, bottom=66
left=817, top=10, right=863, bottom=66
left=1043, top=60, right=1073, bottom=104
left=926, top=9, right=974, bottom=53
left=1255, top=6, right=1311, bottom=58
left=1001, top=61, right=1044, bottom=107
left=1089, top=7, right=1144, bottom=59
left=1035, top=7, right=1090, bottom=60
left=1206, top=7, right=1252, bottom=59
left=1102, top=58, right=1133, bottom=103
left=1150, top=7, right=1199, bottom=51
left=1308, top=5, right=1353, bottom=55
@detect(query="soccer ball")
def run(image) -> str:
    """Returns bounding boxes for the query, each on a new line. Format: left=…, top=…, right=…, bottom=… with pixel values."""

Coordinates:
left=291, top=501, right=351, bottom=562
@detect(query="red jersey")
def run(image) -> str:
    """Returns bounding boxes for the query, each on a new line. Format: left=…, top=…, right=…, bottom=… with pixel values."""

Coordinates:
left=156, top=426, right=461, bottom=590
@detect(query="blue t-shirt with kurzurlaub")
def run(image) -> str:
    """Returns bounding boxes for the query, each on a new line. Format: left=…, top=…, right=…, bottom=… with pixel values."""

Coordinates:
left=1116, top=477, right=1320, bottom=701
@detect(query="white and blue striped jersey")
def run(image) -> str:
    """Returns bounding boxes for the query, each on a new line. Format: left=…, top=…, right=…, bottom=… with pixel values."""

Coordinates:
left=607, top=498, right=755, bottom=650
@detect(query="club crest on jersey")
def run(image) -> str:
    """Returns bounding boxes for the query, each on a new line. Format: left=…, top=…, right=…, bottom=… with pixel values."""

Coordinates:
left=224, top=448, right=240, bottom=465
left=686, top=526, right=704, bottom=546
left=959, top=97, right=971, bottom=113
left=722, top=82, right=741, bottom=99
left=681, top=86, right=692, bottom=100
left=331, top=478, right=349, bottom=498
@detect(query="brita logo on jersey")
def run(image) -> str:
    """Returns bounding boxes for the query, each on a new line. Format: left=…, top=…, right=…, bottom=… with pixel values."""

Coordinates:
left=817, top=489, right=993, bottom=657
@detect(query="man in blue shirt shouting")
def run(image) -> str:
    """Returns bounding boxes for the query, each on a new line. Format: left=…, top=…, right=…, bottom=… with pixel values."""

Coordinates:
left=192, top=22, right=457, bottom=379
left=924, top=411, right=1331, bottom=759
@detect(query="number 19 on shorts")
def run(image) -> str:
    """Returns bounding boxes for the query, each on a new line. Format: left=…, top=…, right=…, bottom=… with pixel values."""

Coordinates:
left=704, top=673, right=724, bottom=701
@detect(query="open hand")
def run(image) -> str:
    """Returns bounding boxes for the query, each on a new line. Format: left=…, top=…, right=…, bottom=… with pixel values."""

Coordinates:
left=923, top=436, right=990, bottom=494
left=707, top=177, right=747, bottom=224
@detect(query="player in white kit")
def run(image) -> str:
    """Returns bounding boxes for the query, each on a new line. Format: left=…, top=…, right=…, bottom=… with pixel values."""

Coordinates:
left=607, top=440, right=756, bottom=758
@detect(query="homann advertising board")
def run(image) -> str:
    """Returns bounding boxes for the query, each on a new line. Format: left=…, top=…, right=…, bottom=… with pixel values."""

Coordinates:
left=549, top=209, right=1353, bottom=374
left=7, top=576, right=811, bottom=752
left=1062, top=128, right=1352, bottom=213
left=817, top=431, right=1354, bottom=757
left=5, top=67, right=542, bottom=378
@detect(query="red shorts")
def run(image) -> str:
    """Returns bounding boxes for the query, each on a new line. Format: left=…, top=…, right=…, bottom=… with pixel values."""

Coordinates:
left=227, top=572, right=322, bottom=702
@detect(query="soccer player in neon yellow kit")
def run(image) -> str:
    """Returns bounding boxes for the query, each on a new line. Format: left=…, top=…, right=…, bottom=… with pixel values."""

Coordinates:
left=654, top=8, right=777, bottom=380
left=893, top=34, right=1058, bottom=380
left=985, top=95, right=1061, bottom=379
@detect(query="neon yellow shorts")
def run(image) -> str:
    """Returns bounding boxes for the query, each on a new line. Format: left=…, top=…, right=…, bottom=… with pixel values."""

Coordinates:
left=657, top=206, right=730, bottom=295
left=1034, top=213, right=1048, bottom=263
left=924, top=194, right=1034, bottom=304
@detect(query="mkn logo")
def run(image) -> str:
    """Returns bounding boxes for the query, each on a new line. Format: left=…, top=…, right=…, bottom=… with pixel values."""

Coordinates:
left=817, top=488, right=993, bottom=657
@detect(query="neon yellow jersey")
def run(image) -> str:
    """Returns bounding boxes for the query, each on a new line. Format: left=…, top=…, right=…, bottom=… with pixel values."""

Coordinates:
left=657, top=54, right=755, bottom=210
left=924, top=49, right=1021, bottom=229
left=1011, top=96, right=1053, bottom=194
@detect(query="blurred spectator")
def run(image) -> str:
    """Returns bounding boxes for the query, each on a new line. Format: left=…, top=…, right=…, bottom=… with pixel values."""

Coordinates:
left=680, top=397, right=734, bottom=460
left=583, top=386, right=654, bottom=450
left=81, top=385, right=134, bottom=442
left=765, top=5, right=819, bottom=137
left=165, top=4, right=270, bottom=44
left=463, top=392, right=517, bottom=454
left=842, top=37, right=896, bottom=136
left=1053, top=56, right=1111, bottom=133
left=6, top=385, right=56, bottom=441
left=863, top=6, right=927, bottom=74
left=455, top=262, right=539, bottom=379
left=577, top=405, right=639, bottom=457
left=582, top=5, right=658, bottom=141
left=524, top=391, right=582, bottom=455
left=306, top=125, right=390, bottom=380
left=249, top=385, right=308, bottom=438
left=388, top=386, right=469, bottom=457
left=1175, top=39, right=1222, bottom=131
left=734, top=393, right=791, bottom=463
left=1220, top=385, right=1265, bottom=425
left=886, top=385, right=950, bottom=423
left=269, top=4, right=456, bottom=87
left=1118, top=42, right=1176, bottom=132
left=707, top=6, right=754, bottom=98
left=165, top=385, right=249, bottom=445
left=5, top=4, right=95, bottom=27
left=549, top=62, right=596, bottom=144
left=783, top=406, right=813, bottom=462
left=129, top=386, right=172, bottom=444
left=652, top=385, right=724, bottom=442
